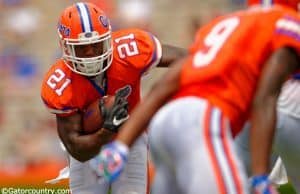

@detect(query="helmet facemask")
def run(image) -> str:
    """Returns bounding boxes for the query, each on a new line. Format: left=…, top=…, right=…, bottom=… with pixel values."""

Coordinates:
left=60, top=30, right=113, bottom=77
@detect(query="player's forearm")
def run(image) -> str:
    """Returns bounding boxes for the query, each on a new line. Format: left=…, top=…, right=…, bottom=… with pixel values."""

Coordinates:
left=158, top=45, right=187, bottom=67
left=65, top=129, right=114, bottom=162
left=250, top=97, right=277, bottom=175
left=249, top=48, right=299, bottom=175
left=117, top=95, right=162, bottom=147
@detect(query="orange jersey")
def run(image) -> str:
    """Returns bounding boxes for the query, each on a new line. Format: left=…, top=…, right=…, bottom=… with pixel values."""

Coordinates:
left=174, top=5, right=300, bottom=136
left=41, top=28, right=162, bottom=115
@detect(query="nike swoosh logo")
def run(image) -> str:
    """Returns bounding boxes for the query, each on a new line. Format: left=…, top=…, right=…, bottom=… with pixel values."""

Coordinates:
left=113, top=115, right=129, bottom=126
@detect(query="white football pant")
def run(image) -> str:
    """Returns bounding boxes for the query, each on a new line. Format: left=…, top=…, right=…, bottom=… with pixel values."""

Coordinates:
left=148, top=97, right=249, bottom=194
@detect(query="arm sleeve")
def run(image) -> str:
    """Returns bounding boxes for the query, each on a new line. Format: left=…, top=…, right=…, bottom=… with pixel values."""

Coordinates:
left=41, top=97, right=77, bottom=116
left=40, top=71, right=78, bottom=116
left=140, top=34, right=163, bottom=75
left=116, top=29, right=162, bottom=76
left=272, top=15, right=300, bottom=54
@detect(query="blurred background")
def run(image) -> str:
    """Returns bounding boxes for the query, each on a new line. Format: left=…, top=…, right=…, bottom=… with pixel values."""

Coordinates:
left=0, top=0, right=244, bottom=188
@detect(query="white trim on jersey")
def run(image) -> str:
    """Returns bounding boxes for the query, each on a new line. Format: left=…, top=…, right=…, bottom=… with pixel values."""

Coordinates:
left=46, top=107, right=77, bottom=115
left=151, top=36, right=163, bottom=67
left=141, top=35, right=162, bottom=76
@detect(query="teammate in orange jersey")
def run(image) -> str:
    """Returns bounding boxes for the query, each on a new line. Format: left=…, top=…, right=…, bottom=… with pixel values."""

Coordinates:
left=40, top=2, right=186, bottom=194
left=231, top=2, right=300, bottom=192
left=96, top=0, right=300, bottom=194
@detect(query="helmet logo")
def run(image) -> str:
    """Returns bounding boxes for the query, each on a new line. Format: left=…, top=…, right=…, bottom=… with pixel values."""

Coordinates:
left=99, top=15, right=109, bottom=28
left=58, top=23, right=71, bottom=37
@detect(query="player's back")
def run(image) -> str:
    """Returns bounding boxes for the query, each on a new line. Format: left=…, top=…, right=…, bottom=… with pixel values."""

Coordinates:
left=174, top=5, right=300, bottom=135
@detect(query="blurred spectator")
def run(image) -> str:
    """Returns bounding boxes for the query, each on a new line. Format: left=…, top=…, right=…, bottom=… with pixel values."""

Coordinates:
left=0, top=47, right=39, bottom=89
left=1, top=0, right=41, bottom=47
left=4, top=7, right=40, bottom=37
left=1, top=0, right=23, bottom=6
left=115, top=0, right=153, bottom=30
left=0, top=46, right=66, bottom=166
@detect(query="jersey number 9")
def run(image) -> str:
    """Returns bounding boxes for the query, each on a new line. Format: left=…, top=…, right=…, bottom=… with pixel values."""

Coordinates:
left=193, top=17, right=239, bottom=67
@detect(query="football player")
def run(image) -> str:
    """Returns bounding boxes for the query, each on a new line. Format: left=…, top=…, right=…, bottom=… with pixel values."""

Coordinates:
left=40, top=2, right=186, bottom=194
left=233, top=0, right=300, bottom=192
left=235, top=78, right=300, bottom=191
left=95, top=0, right=300, bottom=194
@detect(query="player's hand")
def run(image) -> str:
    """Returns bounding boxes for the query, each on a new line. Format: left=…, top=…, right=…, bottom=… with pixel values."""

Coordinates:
left=90, top=141, right=129, bottom=182
left=251, top=174, right=279, bottom=194
left=99, top=86, right=131, bottom=132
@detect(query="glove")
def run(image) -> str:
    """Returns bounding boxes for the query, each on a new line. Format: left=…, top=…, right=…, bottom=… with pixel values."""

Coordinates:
left=251, top=174, right=279, bottom=194
left=100, top=86, right=131, bottom=132
left=90, top=141, right=129, bottom=182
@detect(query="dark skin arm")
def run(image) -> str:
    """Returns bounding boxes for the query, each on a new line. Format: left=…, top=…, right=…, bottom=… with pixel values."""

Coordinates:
left=158, top=44, right=187, bottom=67
left=117, top=57, right=187, bottom=146
left=250, top=47, right=300, bottom=175
left=56, top=113, right=115, bottom=162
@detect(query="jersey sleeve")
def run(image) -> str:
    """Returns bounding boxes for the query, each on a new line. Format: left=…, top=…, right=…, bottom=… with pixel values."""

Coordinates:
left=41, top=96, right=77, bottom=116
left=272, top=14, right=300, bottom=54
left=40, top=64, right=78, bottom=116
left=114, top=28, right=162, bottom=76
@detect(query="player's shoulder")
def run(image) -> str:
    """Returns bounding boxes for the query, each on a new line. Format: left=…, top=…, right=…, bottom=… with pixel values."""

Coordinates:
left=43, top=59, right=71, bottom=77
left=272, top=5, right=300, bottom=23
left=41, top=59, right=73, bottom=89
left=111, top=28, right=162, bottom=72
left=271, top=8, right=300, bottom=53
left=112, top=28, right=160, bottom=53
left=272, top=5, right=299, bottom=15
left=246, top=6, right=300, bottom=58
left=41, top=59, right=78, bottom=115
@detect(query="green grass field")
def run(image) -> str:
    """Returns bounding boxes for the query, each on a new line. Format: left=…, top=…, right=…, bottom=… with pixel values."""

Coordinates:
left=278, top=183, right=297, bottom=194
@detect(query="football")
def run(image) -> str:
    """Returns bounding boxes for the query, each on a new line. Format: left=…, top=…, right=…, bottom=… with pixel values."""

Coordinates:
left=83, top=95, right=115, bottom=134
